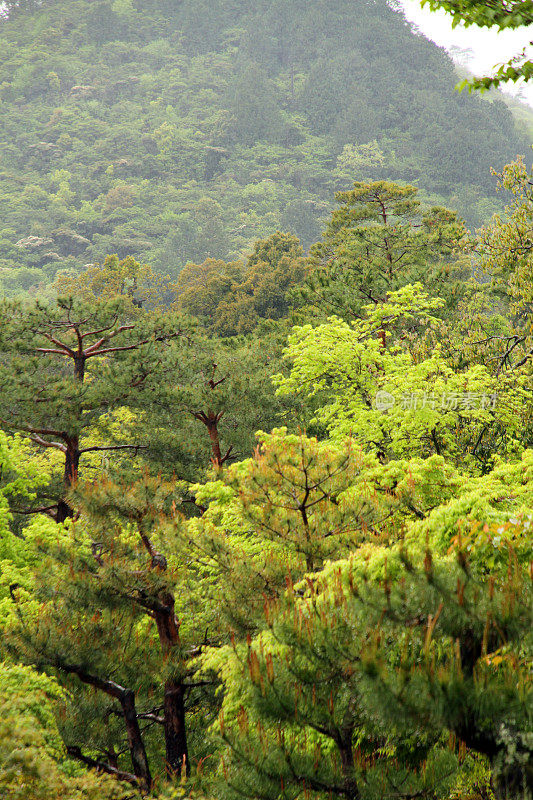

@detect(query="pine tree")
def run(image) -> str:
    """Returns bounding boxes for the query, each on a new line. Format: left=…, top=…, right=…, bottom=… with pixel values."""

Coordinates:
left=0, top=295, right=186, bottom=521
left=298, top=181, right=468, bottom=321
left=189, top=429, right=371, bottom=635
left=4, top=473, right=217, bottom=790
left=205, top=523, right=532, bottom=800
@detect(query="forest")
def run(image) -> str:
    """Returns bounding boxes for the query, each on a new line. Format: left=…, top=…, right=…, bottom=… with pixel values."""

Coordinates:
left=1, top=0, right=533, bottom=296
left=0, top=1, right=532, bottom=799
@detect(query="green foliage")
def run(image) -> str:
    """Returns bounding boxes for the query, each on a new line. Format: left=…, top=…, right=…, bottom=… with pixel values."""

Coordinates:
left=0, top=285, right=288, bottom=517
left=0, top=61, right=532, bottom=797
left=0, top=662, right=130, bottom=799
left=203, top=522, right=532, bottom=800
left=298, top=181, right=469, bottom=320
left=0, top=0, right=529, bottom=295
left=0, top=431, right=53, bottom=535
left=54, top=253, right=176, bottom=309
left=277, top=282, right=532, bottom=471
left=189, top=429, right=373, bottom=634
left=478, top=158, right=533, bottom=323
left=175, top=232, right=307, bottom=334
left=0, top=294, right=190, bottom=518
left=405, top=451, right=533, bottom=561
left=3, top=473, right=216, bottom=790
left=422, top=0, right=533, bottom=26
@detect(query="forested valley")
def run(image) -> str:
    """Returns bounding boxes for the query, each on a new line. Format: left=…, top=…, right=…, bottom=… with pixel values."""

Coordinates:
left=0, top=1, right=531, bottom=800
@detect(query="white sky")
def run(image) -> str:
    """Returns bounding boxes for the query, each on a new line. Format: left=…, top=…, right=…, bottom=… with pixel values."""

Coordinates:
left=399, top=0, right=533, bottom=106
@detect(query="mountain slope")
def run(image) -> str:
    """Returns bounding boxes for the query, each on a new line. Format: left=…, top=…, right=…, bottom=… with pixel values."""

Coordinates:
left=0, top=0, right=529, bottom=293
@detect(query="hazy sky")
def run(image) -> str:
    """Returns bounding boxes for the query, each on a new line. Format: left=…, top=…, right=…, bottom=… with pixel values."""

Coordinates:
left=399, top=0, right=533, bottom=106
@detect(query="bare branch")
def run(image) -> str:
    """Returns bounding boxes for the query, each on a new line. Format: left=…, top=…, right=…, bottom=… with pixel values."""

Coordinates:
left=73, top=325, right=83, bottom=354
left=0, top=421, right=68, bottom=441
left=513, top=347, right=533, bottom=370
left=219, top=445, right=234, bottom=466
left=57, top=662, right=130, bottom=700
left=86, top=342, right=148, bottom=358
left=136, top=712, right=164, bottom=724
left=12, top=504, right=59, bottom=517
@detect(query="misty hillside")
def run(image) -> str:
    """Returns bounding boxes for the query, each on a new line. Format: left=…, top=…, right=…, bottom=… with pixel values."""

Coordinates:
left=0, top=0, right=529, bottom=293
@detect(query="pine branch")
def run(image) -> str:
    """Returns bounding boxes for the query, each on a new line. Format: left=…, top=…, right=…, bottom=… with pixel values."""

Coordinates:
left=83, top=324, right=136, bottom=355
left=35, top=348, right=73, bottom=356
left=136, top=712, right=164, bottom=724
left=132, top=591, right=172, bottom=615
left=55, top=661, right=132, bottom=700
left=80, top=315, right=119, bottom=338
left=65, top=746, right=139, bottom=787
left=53, top=660, right=152, bottom=789
left=0, top=420, right=68, bottom=440
left=40, top=332, right=76, bottom=356
left=86, top=343, right=146, bottom=357
left=512, top=346, right=533, bottom=370
left=29, top=434, right=67, bottom=452
left=79, top=444, right=148, bottom=455
left=12, top=504, right=59, bottom=517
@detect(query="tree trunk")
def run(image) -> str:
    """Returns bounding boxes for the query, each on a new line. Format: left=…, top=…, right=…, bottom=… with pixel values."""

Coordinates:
left=121, top=689, right=153, bottom=792
left=206, top=412, right=223, bottom=467
left=339, top=739, right=359, bottom=800
left=64, top=436, right=80, bottom=486
left=56, top=352, right=84, bottom=522
left=57, top=435, right=79, bottom=522
left=338, top=710, right=359, bottom=800
left=154, top=594, right=189, bottom=777
left=56, top=499, right=73, bottom=524
left=163, top=679, right=188, bottom=777
left=73, top=355, right=85, bottom=382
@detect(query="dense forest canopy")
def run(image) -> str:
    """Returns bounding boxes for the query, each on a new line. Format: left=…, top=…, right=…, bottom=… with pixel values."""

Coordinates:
left=0, top=0, right=530, bottom=295
left=0, top=1, right=532, bottom=800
